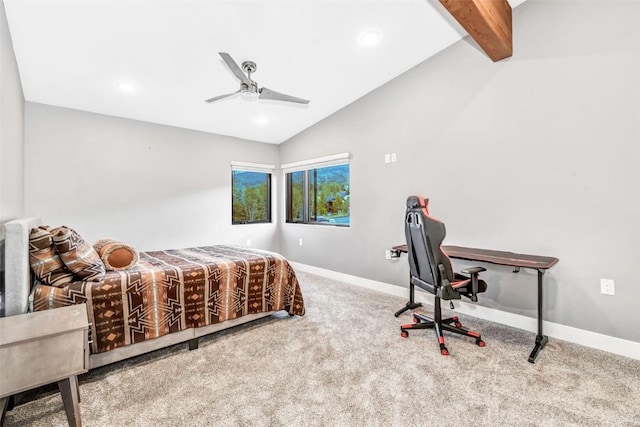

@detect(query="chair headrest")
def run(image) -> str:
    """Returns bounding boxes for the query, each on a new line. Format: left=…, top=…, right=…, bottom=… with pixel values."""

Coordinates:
left=407, top=195, right=428, bottom=210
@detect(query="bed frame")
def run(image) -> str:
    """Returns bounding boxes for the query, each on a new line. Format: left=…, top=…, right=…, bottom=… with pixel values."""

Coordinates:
left=3, top=217, right=276, bottom=369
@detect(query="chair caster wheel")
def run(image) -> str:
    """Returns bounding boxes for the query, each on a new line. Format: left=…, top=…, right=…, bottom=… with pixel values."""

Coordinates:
left=440, top=348, right=449, bottom=356
left=400, top=330, right=409, bottom=338
left=477, top=340, right=485, bottom=347
left=412, top=316, right=419, bottom=324
left=454, top=322, right=462, bottom=328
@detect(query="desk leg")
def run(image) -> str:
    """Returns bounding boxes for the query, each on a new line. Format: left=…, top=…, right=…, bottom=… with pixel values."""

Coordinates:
left=58, top=376, right=82, bottom=427
left=394, top=279, right=422, bottom=317
left=528, top=269, right=548, bottom=363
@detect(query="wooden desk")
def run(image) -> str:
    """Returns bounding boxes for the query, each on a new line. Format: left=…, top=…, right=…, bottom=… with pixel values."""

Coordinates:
left=391, top=244, right=559, bottom=363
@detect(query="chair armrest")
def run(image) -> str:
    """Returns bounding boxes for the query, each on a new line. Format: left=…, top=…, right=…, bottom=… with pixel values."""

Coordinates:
left=461, top=266, right=485, bottom=302
left=461, top=266, right=486, bottom=275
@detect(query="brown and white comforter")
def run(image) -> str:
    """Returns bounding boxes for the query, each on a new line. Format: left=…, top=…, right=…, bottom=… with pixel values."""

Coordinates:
left=32, top=245, right=305, bottom=353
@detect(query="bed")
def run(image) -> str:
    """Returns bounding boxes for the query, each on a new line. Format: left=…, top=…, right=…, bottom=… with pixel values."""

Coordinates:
left=3, top=217, right=305, bottom=369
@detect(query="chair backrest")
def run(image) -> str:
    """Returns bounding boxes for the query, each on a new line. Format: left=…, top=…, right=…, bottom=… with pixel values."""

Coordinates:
left=404, top=196, right=454, bottom=289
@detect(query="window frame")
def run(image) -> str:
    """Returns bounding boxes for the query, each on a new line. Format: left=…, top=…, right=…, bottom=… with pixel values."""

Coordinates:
left=230, top=162, right=274, bottom=225
left=282, top=153, right=350, bottom=227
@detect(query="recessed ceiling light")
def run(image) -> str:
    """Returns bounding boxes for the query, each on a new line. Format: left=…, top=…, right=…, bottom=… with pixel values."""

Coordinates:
left=115, top=80, right=137, bottom=94
left=359, top=29, right=381, bottom=47
left=255, top=116, right=269, bottom=125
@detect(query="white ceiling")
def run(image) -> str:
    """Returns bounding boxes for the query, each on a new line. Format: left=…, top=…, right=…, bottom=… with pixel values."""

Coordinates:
left=4, top=0, right=525, bottom=144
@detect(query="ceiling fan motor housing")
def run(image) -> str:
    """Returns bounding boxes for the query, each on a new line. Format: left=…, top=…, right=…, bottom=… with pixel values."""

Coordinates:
left=240, top=81, right=259, bottom=98
left=240, top=61, right=259, bottom=98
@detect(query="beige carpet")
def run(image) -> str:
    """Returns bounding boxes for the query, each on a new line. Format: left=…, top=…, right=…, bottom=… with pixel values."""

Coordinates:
left=5, top=271, right=640, bottom=426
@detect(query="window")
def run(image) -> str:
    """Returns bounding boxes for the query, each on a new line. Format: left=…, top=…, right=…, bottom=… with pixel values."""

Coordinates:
left=284, top=154, right=350, bottom=226
left=231, top=162, right=273, bottom=224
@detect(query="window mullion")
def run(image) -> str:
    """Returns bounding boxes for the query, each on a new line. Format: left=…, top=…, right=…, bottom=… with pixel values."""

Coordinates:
left=312, top=168, right=317, bottom=223
left=303, top=170, right=309, bottom=223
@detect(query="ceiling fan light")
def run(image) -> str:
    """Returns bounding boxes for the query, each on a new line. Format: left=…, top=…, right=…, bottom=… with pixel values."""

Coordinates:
left=359, top=29, right=381, bottom=46
left=241, top=91, right=258, bottom=101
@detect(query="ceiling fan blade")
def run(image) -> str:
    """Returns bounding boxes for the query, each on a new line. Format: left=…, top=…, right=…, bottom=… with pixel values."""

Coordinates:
left=218, top=52, right=250, bottom=85
left=205, top=91, right=240, bottom=103
left=259, top=87, right=310, bottom=104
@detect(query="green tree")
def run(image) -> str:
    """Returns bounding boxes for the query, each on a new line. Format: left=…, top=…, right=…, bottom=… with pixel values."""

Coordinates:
left=233, top=174, right=269, bottom=223
left=243, top=183, right=267, bottom=222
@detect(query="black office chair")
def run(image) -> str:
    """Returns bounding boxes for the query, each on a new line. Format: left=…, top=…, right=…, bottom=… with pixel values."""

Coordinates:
left=400, top=195, right=488, bottom=355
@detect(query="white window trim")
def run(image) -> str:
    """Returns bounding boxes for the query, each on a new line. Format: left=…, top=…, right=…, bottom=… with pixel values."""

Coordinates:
left=230, top=161, right=275, bottom=173
left=281, top=152, right=350, bottom=173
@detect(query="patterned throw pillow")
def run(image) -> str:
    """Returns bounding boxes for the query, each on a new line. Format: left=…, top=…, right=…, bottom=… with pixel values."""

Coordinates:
left=93, top=238, right=140, bottom=271
left=28, top=226, right=75, bottom=287
left=52, top=226, right=106, bottom=282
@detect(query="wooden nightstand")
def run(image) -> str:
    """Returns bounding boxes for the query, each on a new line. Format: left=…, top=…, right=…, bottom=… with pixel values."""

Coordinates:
left=0, top=304, right=89, bottom=426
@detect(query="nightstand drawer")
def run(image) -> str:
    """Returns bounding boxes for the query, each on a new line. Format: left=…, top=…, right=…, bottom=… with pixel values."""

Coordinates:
left=1, top=328, right=87, bottom=395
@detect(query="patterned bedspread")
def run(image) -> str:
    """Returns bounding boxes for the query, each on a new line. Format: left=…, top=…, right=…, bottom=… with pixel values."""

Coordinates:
left=32, top=245, right=305, bottom=354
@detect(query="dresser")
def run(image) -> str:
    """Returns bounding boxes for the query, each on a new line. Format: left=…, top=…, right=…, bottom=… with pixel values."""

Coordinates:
left=0, top=304, right=89, bottom=426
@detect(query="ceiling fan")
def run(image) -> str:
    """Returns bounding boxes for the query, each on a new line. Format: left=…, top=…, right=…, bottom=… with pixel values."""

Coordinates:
left=205, top=52, right=310, bottom=105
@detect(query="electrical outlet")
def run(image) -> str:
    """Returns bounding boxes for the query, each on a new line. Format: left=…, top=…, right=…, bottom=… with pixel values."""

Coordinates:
left=246, top=239, right=251, bottom=247
left=391, top=153, right=397, bottom=162
left=385, top=249, right=392, bottom=260
left=600, top=279, right=615, bottom=295
left=299, top=238, right=303, bottom=246
left=384, top=153, right=391, bottom=164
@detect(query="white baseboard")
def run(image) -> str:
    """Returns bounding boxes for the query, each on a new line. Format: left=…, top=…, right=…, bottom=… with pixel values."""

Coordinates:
left=291, top=262, right=640, bottom=361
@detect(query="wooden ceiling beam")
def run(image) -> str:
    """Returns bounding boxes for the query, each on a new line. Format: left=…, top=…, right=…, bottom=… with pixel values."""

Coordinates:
left=439, top=0, right=513, bottom=62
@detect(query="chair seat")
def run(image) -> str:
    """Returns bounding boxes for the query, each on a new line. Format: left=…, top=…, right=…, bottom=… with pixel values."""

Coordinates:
left=452, top=273, right=487, bottom=293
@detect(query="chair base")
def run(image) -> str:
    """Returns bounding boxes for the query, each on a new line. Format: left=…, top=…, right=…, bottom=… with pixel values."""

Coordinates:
left=394, top=300, right=423, bottom=317
left=400, top=312, right=485, bottom=355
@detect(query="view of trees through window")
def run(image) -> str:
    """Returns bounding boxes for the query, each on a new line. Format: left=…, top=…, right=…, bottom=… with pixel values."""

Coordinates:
left=286, top=164, right=350, bottom=226
left=232, top=170, right=271, bottom=224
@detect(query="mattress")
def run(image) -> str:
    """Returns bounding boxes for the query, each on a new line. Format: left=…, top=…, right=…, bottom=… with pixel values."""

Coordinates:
left=32, top=245, right=305, bottom=354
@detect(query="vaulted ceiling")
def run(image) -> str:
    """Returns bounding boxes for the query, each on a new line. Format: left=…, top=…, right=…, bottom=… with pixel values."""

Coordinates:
left=4, top=0, right=524, bottom=144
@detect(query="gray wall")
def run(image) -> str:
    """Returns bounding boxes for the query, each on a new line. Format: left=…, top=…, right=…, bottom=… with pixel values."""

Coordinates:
left=0, top=0, right=24, bottom=316
left=25, top=103, right=281, bottom=252
left=279, top=0, right=640, bottom=342
left=0, top=0, right=24, bottom=234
